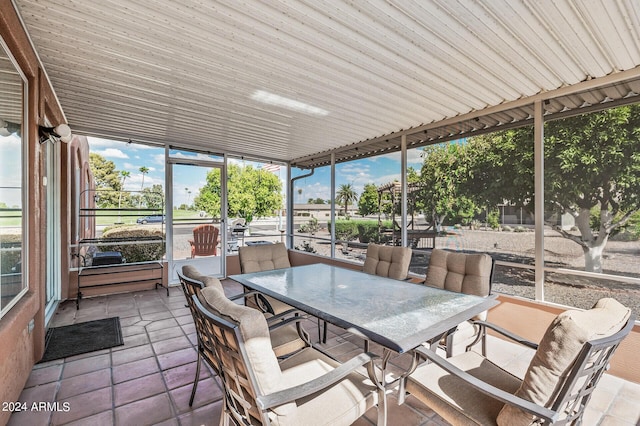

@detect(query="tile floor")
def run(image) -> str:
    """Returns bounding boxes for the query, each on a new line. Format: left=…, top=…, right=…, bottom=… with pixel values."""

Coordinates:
left=8, top=282, right=640, bottom=426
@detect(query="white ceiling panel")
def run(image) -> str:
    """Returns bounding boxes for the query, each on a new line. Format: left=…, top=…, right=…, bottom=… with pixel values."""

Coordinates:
left=10, top=0, right=640, bottom=166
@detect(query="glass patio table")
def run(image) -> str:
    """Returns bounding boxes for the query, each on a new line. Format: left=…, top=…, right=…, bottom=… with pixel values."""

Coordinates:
left=229, top=263, right=499, bottom=354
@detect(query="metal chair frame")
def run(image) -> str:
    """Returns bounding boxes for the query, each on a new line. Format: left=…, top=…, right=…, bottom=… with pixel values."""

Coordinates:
left=191, top=293, right=387, bottom=426
left=402, top=313, right=635, bottom=425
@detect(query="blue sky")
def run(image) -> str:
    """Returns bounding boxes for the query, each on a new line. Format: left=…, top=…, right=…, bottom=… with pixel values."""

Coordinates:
left=0, top=133, right=23, bottom=207
left=87, top=137, right=425, bottom=207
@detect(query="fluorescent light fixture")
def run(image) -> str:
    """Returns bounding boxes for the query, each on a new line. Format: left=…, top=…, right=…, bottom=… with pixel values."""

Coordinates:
left=251, top=90, right=329, bottom=116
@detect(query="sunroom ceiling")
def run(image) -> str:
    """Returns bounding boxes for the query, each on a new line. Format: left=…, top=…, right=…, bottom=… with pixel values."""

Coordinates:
left=14, top=0, right=640, bottom=168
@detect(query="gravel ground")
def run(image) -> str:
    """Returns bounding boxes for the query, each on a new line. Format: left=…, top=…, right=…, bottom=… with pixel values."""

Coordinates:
left=295, top=227, right=640, bottom=316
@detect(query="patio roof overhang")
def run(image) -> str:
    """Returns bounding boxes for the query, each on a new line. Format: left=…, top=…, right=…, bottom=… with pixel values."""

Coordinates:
left=9, top=0, right=640, bottom=168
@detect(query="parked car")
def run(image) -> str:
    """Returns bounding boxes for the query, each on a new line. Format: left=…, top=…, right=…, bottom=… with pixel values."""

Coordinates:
left=136, top=214, right=165, bottom=224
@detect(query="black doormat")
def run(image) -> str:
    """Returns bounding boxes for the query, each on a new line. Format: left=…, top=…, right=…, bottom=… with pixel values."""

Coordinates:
left=40, top=317, right=124, bottom=363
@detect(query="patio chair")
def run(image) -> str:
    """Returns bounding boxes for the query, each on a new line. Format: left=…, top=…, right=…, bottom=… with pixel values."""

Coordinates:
left=237, top=242, right=330, bottom=343
left=401, top=298, right=634, bottom=426
left=424, top=248, right=494, bottom=357
left=331, top=243, right=411, bottom=345
left=181, top=265, right=307, bottom=355
left=189, top=224, right=219, bottom=258
left=238, top=242, right=294, bottom=316
left=192, top=285, right=387, bottom=426
left=178, top=267, right=309, bottom=406
left=363, top=243, right=412, bottom=280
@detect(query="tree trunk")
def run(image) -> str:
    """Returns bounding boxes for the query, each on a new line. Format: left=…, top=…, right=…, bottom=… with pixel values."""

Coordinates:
left=433, top=213, right=445, bottom=233
left=574, top=208, right=609, bottom=273
left=582, top=244, right=604, bottom=273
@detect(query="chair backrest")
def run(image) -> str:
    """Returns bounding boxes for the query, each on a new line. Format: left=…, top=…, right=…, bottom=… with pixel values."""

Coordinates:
left=362, top=243, right=412, bottom=280
left=193, top=286, right=290, bottom=425
left=177, top=269, right=205, bottom=310
left=180, top=264, right=224, bottom=293
left=177, top=267, right=225, bottom=377
left=425, top=248, right=493, bottom=297
left=497, top=298, right=634, bottom=425
left=238, top=242, right=291, bottom=273
left=191, top=224, right=219, bottom=257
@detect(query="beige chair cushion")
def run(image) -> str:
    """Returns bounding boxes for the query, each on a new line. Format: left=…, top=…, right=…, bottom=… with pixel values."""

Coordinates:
left=200, top=286, right=284, bottom=396
left=269, top=323, right=308, bottom=358
left=425, top=248, right=492, bottom=297
left=181, top=264, right=203, bottom=280
left=406, top=351, right=522, bottom=426
left=362, top=244, right=412, bottom=280
left=270, top=347, right=379, bottom=426
left=238, top=243, right=293, bottom=315
left=182, top=265, right=224, bottom=292
left=200, top=276, right=224, bottom=291
left=238, top=242, right=291, bottom=273
left=497, top=298, right=632, bottom=426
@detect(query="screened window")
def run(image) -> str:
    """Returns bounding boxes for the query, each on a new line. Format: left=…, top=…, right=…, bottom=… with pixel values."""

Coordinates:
left=0, top=39, right=27, bottom=317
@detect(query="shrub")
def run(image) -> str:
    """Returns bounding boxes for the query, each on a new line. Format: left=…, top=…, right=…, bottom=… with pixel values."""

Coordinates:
left=298, top=217, right=319, bottom=234
left=0, top=234, right=22, bottom=274
left=328, top=220, right=359, bottom=241
left=503, top=225, right=514, bottom=232
left=487, top=209, right=500, bottom=230
left=294, top=240, right=317, bottom=253
left=99, top=225, right=165, bottom=263
left=356, top=220, right=393, bottom=243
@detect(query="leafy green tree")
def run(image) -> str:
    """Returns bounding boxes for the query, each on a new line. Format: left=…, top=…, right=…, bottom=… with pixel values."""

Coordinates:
left=89, top=153, right=121, bottom=207
left=358, top=183, right=379, bottom=216
left=417, top=143, right=479, bottom=231
left=194, top=169, right=222, bottom=217
left=336, top=184, right=358, bottom=218
left=463, top=131, right=534, bottom=210
left=407, top=167, right=425, bottom=224
left=140, top=185, right=164, bottom=210
left=467, top=104, right=640, bottom=272
left=194, top=164, right=283, bottom=223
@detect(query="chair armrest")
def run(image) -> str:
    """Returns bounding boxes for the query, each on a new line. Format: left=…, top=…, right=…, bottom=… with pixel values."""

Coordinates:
left=228, top=290, right=260, bottom=301
left=413, top=346, right=557, bottom=423
left=228, top=291, right=303, bottom=321
left=256, top=352, right=380, bottom=410
left=267, top=315, right=306, bottom=332
left=472, top=320, right=538, bottom=350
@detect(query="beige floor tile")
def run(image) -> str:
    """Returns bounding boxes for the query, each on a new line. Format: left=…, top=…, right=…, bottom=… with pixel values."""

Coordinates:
left=114, top=393, right=174, bottom=425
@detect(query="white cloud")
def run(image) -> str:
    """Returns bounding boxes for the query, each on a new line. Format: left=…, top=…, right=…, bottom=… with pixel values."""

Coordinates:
left=93, top=148, right=129, bottom=159
left=152, top=154, right=165, bottom=165
left=298, top=182, right=330, bottom=202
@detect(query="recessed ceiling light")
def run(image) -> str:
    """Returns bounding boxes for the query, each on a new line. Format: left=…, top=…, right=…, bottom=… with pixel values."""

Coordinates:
left=251, top=90, right=329, bottom=116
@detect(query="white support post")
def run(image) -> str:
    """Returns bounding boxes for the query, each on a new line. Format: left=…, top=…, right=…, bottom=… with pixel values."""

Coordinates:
left=330, top=153, right=336, bottom=258
left=286, top=164, right=293, bottom=248
left=401, top=135, right=408, bottom=246
left=534, top=100, right=545, bottom=301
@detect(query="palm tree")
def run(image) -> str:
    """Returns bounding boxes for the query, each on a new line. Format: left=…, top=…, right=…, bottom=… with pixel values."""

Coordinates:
left=117, top=171, right=130, bottom=222
left=139, top=166, right=149, bottom=190
left=336, top=183, right=358, bottom=218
